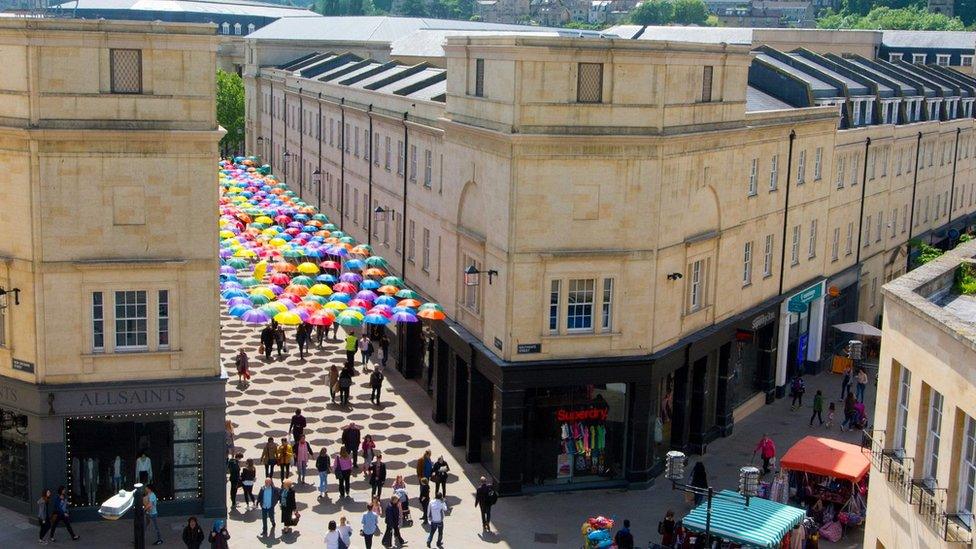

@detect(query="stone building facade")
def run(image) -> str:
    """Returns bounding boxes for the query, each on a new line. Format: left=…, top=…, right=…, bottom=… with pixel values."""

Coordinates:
left=865, top=239, right=976, bottom=546
left=0, top=18, right=225, bottom=517
left=245, top=33, right=976, bottom=494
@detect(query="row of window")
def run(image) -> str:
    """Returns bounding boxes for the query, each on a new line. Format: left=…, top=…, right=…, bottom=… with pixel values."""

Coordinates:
left=889, top=52, right=974, bottom=67
left=748, top=147, right=823, bottom=195
left=218, top=22, right=256, bottom=35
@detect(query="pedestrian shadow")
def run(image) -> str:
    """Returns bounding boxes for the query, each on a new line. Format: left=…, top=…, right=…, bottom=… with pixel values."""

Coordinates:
left=478, top=530, right=504, bottom=544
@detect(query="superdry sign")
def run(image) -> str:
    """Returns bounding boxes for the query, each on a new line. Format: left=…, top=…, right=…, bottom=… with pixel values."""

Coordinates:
left=556, top=407, right=609, bottom=422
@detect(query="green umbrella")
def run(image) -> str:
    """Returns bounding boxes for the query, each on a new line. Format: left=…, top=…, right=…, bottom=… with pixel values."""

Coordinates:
left=250, top=222, right=268, bottom=230
left=365, top=256, right=388, bottom=268
left=259, top=304, right=280, bottom=316
left=226, top=258, right=249, bottom=269
left=419, top=302, right=444, bottom=312
left=282, top=249, right=303, bottom=259
left=238, top=276, right=260, bottom=288
left=323, top=224, right=338, bottom=231
left=331, top=231, right=346, bottom=239
left=304, top=295, right=329, bottom=305
left=291, top=275, right=315, bottom=287
left=339, top=236, right=356, bottom=244
left=335, top=313, right=363, bottom=327
left=248, top=294, right=271, bottom=306
left=396, top=289, right=420, bottom=299
left=313, top=214, right=328, bottom=222
left=381, top=276, right=404, bottom=286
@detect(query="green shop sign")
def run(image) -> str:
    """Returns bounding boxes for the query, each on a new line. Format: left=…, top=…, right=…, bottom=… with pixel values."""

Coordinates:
left=787, top=283, right=822, bottom=313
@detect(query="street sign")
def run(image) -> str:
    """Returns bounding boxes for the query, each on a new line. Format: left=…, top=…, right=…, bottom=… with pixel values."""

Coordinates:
left=517, top=343, right=541, bottom=354
left=12, top=358, right=34, bottom=374
left=787, top=283, right=822, bottom=313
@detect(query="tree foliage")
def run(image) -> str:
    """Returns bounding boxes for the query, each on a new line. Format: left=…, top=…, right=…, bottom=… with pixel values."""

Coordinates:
left=817, top=5, right=966, bottom=30
left=216, top=70, right=244, bottom=155
left=629, top=0, right=709, bottom=25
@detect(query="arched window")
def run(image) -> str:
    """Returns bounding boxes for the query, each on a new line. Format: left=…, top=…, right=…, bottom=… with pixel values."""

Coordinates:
left=247, top=23, right=255, bottom=34
left=233, top=23, right=242, bottom=35
left=221, top=22, right=230, bottom=34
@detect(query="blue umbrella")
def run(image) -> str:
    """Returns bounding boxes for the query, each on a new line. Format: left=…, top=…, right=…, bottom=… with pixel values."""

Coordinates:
left=221, top=288, right=248, bottom=300
left=392, top=306, right=417, bottom=315
left=316, top=274, right=337, bottom=284
left=329, top=293, right=352, bottom=303
left=360, top=280, right=381, bottom=290
left=392, top=311, right=418, bottom=323
left=375, top=295, right=397, bottom=307
left=344, top=259, right=365, bottom=270
left=229, top=304, right=252, bottom=317
left=364, top=314, right=390, bottom=325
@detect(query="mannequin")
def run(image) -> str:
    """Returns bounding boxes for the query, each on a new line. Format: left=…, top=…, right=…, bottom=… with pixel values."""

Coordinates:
left=85, top=457, right=99, bottom=506
left=135, top=451, right=153, bottom=485
left=113, top=456, right=123, bottom=492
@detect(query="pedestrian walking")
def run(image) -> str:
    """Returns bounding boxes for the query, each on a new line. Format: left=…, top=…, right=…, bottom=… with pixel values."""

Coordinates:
left=144, top=484, right=163, bottom=545
left=416, top=450, right=433, bottom=483
left=809, top=390, right=824, bottom=426
left=369, top=368, right=384, bottom=405
left=280, top=479, right=298, bottom=535
left=368, top=454, right=387, bottom=499
left=48, top=485, right=79, bottom=542
left=426, top=492, right=448, bottom=548
left=334, top=447, right=354, bottom=498
left=359, top=333, right=373, bottom=368
left=615, top=518, right=635, bottom=549
left=361, top=434, right=376, bottom=472
left=261, top=437, right=278, bottom=479
left=789, top=375, right=806, bottom=411
left=182, top=517, right=204, bottom=549
left=329, top=365, right=340, bottom=403
left=841, top=392, right=857, bottom=431
left=289, top=409, right=307, bottom=444
left=344, top=332, right=358, bottom=364
left=380, top=335, right=390, bottom=368
left=474, top=476, right=497, bottom=532
left=382, top=496, right=405, bottom=547
left=241, top=459, right=257, bottom=509
left=325, top=520, right=341, bottom=549
left=754, top=433, right=777, bottom=475
left=295, top=435, right=313, bottom=485
left=856, top=368, right=869, bottom=402
left=338, top=515, right=353, bottom=548
left=690, top=462, right=708, bottom=505
left=258, top=478, right=280, bottom=537
left=658, top=510, right=676, bottom=547
left=316, top=325, right=326, bottom=348
left=37, top=488, right=52, bottom=544
left=208, top=520, right=230, bottom=549
left=361, top=503, right=380, bottom=549
left=826, top=401, right=836, bottom=429
left=342, top=423, right=362, bottom=467
left=316, top=448, right=331, bottom=499
left=260, top=324, right=274, bottom=361
left=296, top=323, right=309, bottom=359
left=332, top=320, right=341, bottom=340
left=432, top=456, right=450, bottom=497
left=225, top=420, right=235, bottom=458
left=235, top=348, right=251, bottom=386
left=277, top=437, right=293, bottom=482
left=339, top=367, right=353, bottom=406
left=418, top=478, right=431, bottom=523
left=840, top=364, right=852, bottom=400
left=228, top=454, right=241, bottom=508
left=274, top=323, right=286, bottom=358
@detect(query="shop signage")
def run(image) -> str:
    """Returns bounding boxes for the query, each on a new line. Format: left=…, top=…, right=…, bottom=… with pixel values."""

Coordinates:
left=78, top=388, right=186, bottom=409
left=556, top=407, right=608, bottom=422
left=787, top=283, right=823, bottom=313
left=751, top=311, right=776, bottom=330
left=517, top=343, right=541, bottom=354
left=494, top=338, right=503, bottom=351
left=12, top=358, right=34, bottom=374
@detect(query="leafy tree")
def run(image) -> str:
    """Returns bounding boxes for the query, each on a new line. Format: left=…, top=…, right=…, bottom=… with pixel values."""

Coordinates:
left=399, top=0, right=428, bottom=16
left=563, top=21, right=604, bottom=30
left=216, top=70, right=244, bottom=156
left=672, top=0, right=708, bottom=24
left=817, top=5, right=966, bottom=29
left=629, top=0, right=674, bottom=24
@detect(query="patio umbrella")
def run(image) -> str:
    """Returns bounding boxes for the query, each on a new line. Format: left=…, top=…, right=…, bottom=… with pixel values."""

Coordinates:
left=832, top=321, right=882, bottom=337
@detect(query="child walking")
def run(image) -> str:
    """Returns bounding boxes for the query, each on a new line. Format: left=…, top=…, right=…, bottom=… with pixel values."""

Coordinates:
left=825, top=401, right=836, bottom=428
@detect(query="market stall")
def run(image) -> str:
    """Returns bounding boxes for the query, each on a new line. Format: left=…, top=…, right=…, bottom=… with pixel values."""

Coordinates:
left=682, top=490, right=806, bottom=548
left=780, top=436, right=870, bottom=540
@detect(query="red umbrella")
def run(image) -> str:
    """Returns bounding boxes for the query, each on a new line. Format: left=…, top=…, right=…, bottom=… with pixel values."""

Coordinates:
left=269, top=273, right=290, bottom=286
left=274, top=215, right=291, bottom=225
left=319, top=260, right=341, bottom=270
left=332, top=282, right=357, bottom=293
left=307, top=310, right=335, bottom=326
left=348, top=298, right=371, bottom=308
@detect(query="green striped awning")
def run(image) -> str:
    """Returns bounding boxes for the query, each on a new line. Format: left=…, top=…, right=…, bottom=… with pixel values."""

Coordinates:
left=682, top=490, right=806, bottom=548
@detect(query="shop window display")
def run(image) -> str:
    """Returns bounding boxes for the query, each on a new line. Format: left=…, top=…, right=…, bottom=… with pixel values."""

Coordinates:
left=65, top=411, right=202, bottom=507
left=523, top=384, right=627, bottom=486
left=0, top=408, right=29, bottom=501
left=652, top=374, right=674, bottom=464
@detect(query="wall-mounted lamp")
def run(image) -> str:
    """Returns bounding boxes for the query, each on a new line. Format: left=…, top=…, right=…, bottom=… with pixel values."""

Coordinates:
left=374, top=206, right=393, bottom=222
left=256, top=136, right=264, bottom=147
left=666, top=273, right=683, bottom=281
left=312, top=169, right=322, bottom=185
left=464, top=265, right=498, bottom=286
left=282, top=149, right=292, bottom=164
left=0, top=287, right=21, bottom=306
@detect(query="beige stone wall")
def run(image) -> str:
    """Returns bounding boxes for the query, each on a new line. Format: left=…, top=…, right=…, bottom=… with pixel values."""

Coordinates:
left=0, top=19, right=223, bottom=385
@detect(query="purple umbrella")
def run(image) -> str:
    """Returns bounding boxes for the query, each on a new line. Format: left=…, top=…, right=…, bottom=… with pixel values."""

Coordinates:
left=226, top=297, right=253, bottom=309
left=340, top=272, right=363, bottom=283
left=355, top=290, right=376, bottom=302
left=220, top=265, right=237, bottom=275
left=392, top=311, right=418, bottom=323
left=240, top=309, right=271, bottom=325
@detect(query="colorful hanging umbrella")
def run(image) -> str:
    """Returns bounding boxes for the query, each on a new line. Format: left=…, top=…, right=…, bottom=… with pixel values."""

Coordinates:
left=332, top=282, right=358, bottom=293
left=228, top=304, right=252, bottom=317
left=323, top=301, right=348, bottom=311
left=344, top=259, right=365, bottom=270
left=362, top=267, right=386, bottom=277
left=380, top=276, right=403, bottom=286
left=297, top=262, right=320, bottom=275
left=307, top=310, right=335, bottom=326
left=398, top=299, right=422, bottom=308
left=309, top=284, right=334, bottom=296
left=363, top=314, right=390, bottom=325
left=395, top=289, right=420, bottom=299
left=335, top=311, right=364, bottom=327
left=364, top=256, right=388, bottom=268
left=249, top=287, right=276, bottom=300
left=273, top=262, right=296, bottom=273
left=291, top=275, right=315, bottom=287
left=417, top=309, right=446, bottom=320
left=269, top=273, right=291, bottom=286
left=273, top=310, right=303, bottom=325
left=315, top=274, right=338, bottom=284
left=248, top=294, right=271, bottom=306
left=355, top=290, right=376, bottom=301
left=340, top=272, right=364, bottom=283
left=226, top=258, right=249, bottom=269
left=329, top=293, right=352, bottom=303
left=284, top=284, right=310, bottom=296
left=377, top=285, right=399, bottom=295
left=360, top=279, right=381, bottom=290
left=392, top=311, right=419, bottom=323
left=375, top=295, right=397, bottom=307
left=419, top=303, right=445, bottom=312
left=240, top=309, right=271, bottom=325
left=319, top=260, right=341, bottom=270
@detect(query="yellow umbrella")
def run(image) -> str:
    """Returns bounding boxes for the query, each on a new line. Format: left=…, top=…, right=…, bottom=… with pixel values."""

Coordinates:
left=255, top=216, right=273, bottom=225
left=273, top=310, right=302, bottom=325
left=266, top=301, right=289, bottom=313
left=219, top=230, right=236, bottom=239
left=253, top=260, right=268, bottom=282
left=234, top=248, right=256, bottom=258
left=270, top=237, right=287, bottom=247
left=323, top=301, right=348, bottom=311
left=297, top=262, right=320, bottom=275
left=261, top=228, right=279, bottom=237
left=309, top=284, right=334, bottom=296
left=339, top=309, right=364, bottom=320
left=249, top=287, right=275, bottom=300
left=219, top=218, right=229, bottom=228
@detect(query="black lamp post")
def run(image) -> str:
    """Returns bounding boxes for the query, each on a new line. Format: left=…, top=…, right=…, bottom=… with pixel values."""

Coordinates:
left=664, top=451, right=761, bottom=546
left=282, top=149, right=292, bottom=183
left=463, top=264, right=498, bottom=286
left=0, top=287, right=21, bottom=306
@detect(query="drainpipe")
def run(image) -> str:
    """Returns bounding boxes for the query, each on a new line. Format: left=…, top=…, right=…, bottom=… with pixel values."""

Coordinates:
left=854, top=137, right=872, bottom=265
left=777, top=130, right=798, bottom=297
left=339, top=97, right=346, bottom=230
left=269, top=80, right=273, bottom=163
left=298, top=88, right=303, bottom=200
left=317, top=92, right=322, bottom=211
left=367, top=104, right=374, bottom=245
left=905, top=131, right=924, bottom=273
left=401, top=111, right=409, bottom=280
left=283, top=87, right=287, bottom=183
left=948, top=127, right=962, bottom=225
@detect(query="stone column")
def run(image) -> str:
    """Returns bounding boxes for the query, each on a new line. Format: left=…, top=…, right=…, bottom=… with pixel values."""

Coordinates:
left=625, top=381, right=653, bottom=484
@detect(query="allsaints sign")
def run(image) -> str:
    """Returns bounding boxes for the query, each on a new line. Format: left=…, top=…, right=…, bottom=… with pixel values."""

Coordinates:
left=78, top=388, right=186, bottom=408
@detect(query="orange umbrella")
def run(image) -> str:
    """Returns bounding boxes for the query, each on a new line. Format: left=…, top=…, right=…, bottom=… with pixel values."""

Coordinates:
left=284, top=284, right=309, bottom=296
left=417, top=309, right=446, bottom=320
left=273, top=261, right=296, bottom=273
left=363, top=268, right=386, bottom=277
left=398, top=298, right=422, bottom=308
left=377, top=285, right=399, bottom=295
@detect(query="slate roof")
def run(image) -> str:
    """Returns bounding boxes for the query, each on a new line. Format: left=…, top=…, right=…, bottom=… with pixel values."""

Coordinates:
left=604, top=24, right=753, bottom=44
left=275, top=51, right=447, bottom=102
left=882, top=30, right=975, bottom=51
left=389, top=28, right=611, bottom=59
left=746, top=86, right=793, bottom=112
left=50, top=0, right=313, bottom=17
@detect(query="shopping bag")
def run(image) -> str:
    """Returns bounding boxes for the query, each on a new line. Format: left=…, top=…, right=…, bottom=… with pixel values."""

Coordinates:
left=819, top=520, right=842, bottom=542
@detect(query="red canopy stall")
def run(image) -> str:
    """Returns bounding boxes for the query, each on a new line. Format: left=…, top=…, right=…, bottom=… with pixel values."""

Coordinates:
left=780, top=436, right=870, bottom=483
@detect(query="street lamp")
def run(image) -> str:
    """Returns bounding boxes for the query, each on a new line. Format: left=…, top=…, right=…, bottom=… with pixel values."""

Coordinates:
left=256, top=136, right=264, bottom=160
left=98, top=483, right=145, bottom=549
left=464, top=264, right=498, bottom=286
left=0, top=287, right=21, bottom=307
left=374, top=206, right=393, bottom=222
left=665, top=451, right=758, bottom=547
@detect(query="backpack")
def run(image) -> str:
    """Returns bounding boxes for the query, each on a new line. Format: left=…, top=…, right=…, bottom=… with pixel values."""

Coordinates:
left=487, top=487, right=498, bottom=506
left=791, top=378, right=804, bottom=394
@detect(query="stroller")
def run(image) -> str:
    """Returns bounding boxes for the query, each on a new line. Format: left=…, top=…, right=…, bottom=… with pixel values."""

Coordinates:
left=394, top=486, right=413, bottom=526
